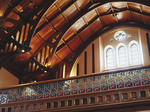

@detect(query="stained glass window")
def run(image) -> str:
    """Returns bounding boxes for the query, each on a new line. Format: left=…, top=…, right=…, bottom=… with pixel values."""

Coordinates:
left=106, top=48, right=115, bottom=69
left=130, top=43, right=141, bottom=65
left=105, top=31, right=143, bottom=70
left=114, top=31, right=127, bottom=41
left=118, top=45, right=127, bottom=67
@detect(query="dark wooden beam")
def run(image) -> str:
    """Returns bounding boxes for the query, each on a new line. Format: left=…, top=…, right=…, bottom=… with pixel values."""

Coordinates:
left=34, top=0, right=78, bottom=34
left=24, top=0, right=56, bottom=46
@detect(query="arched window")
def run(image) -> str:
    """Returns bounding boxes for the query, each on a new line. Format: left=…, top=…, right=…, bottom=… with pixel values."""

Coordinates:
left=118, top=45, right=127, bottom=67
left=105, top=47, right=115, bottom=69
left=130, top=42, right=141, bottom=65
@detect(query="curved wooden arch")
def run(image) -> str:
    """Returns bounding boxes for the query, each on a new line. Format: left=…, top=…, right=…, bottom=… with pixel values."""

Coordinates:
left=20, top=0, right=150, bottom=73
left=25, top=22, right=150, bottom=82
left=50, top=1, right=150, bottom=68
left=1, top=0, right=150, bottom=81
left=63, top=23, right=150, bottom=77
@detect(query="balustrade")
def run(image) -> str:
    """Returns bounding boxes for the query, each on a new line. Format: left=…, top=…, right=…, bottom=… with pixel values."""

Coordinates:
left=0, top=66, right=150, bottom=104
left=0, top=85, right=150, bottom=112
left=1, top=66, right=150, bottom=111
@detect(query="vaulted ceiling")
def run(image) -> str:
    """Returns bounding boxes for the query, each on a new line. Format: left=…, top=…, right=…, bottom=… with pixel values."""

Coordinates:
left=0, top=0, right=150, bottom=83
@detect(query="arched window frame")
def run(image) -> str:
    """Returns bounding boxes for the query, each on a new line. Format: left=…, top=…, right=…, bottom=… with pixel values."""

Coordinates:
left=128, top=40, right=142, bottom=65
left=104, top=45, right=115, bottom=69
left=116, top=43, right=128, bottom=67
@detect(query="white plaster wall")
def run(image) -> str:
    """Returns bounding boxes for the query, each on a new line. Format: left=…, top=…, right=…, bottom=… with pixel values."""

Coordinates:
left=70, top=38, right=100, bottom=76
left=0, top=67, right=19, bottom=88
left=139, top=29, right=150, bottom=66
left=70, top=26, right=150, bottom=77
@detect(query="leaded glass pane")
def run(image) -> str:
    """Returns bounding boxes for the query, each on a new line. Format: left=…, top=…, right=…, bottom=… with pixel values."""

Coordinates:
left=118, top=46, right=127, bottom=67
left=130, top=43, right=141, bottom=65
left=106, top=48, right=115, bottom=69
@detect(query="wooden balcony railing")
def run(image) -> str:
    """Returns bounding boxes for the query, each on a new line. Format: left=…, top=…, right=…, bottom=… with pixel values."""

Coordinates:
left=0, top=66, right=150, bottom=105
left=1, top=81, right=150, bottom=112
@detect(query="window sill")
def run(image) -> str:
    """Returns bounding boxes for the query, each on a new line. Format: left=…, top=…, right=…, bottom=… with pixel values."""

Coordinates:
left=103, top=64, right=144, bottom=73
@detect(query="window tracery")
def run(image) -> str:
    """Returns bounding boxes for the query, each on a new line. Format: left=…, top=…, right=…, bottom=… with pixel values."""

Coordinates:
left=105, top=34, right=142, bottom=70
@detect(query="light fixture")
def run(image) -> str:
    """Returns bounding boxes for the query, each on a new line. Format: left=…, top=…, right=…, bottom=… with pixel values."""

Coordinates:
left=21, top=49, right=25, bottom=53
left=18, top=45, right=32, bottom=54
left=44, top=70, right=47, bottom=73
left=18, top=48, right=26, bottom=53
